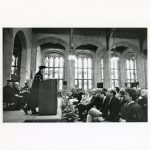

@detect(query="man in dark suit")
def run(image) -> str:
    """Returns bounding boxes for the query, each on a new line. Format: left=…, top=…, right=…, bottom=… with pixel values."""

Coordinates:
left=104, top=89, right=121, bottom=122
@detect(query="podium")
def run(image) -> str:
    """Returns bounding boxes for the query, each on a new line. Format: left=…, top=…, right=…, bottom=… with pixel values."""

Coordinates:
left=39, top=79, right=57, bottom=115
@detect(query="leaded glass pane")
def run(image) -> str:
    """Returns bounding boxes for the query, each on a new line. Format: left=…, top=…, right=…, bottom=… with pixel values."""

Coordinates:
left=88, top=69, right=92, bottom=79
left=84, top=80, right=87, bottom=90
left=111, top=70, right=114, bottom=79
left=135, top=70, right=137, bottom=80
left=12, top=56, right=15, bottom=66
left=84, top=69, right=88, bottom=79
left=115, top=80, right=119, bottom=87
left=101, top=58, right=103, bottom=68
left=55, top=57, right=59, bottom=67
left=126, top=60, right=129, bottom=69
left=59, top=57, right=63, bottom=67
left=78, top=69, right=82, bottom=79
left=45, top=57, right=49, bottom=67
left=50, top=57, right=53, bottom=67
left=75, top=80, right=77, bottom=86
left=115, top=70, right=118, bottom=79
left=127, top=70, right=130, bottom=80
left=75, top=58, right=77, bottom=68
left=88, top=58, right=92, bottom=68
left=114, top=60, right=117, bottom=69
left=78, top=58, right=82, bottom=68
left=59, top=68, right=63, bottom=78
left=127, top=79, right=130, bottom=83
left=88, top=80, right=92, bottom=89
left=59, top=80, right=63, bottom=90
left=11, top=67, right=15, bottom=74
left=112, top=80, right=114, bottom=89
left=54, top=68, right=59, bottom=78
left=79, top=80, right=82, bottom=89
left=84, top=58, right=87, bottom=68
left=49, top=68, right=53, bottom=78
left=130, top=60, right=133, bottom=69
left=131, top=70, right=134, bottom=79
left=75, top=68, right=77, bottom=79
left=45, top=68, right=48, bottom=74
left=111, top=58, right=114, bottom=69
left=101, top=69, right=103, bottom=79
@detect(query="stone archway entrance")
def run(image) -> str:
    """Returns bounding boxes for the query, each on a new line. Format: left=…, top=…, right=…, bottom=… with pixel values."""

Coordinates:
left=12, top=30, right=27, bottom=86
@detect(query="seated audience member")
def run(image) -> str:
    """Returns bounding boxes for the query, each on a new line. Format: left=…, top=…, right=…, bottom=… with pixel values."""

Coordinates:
left=77, top=90, right=93, bottom=121
left=104, top=89, right=121, bottom=122
left=100, top=90, right=110, bottom=118
left=119, top=88, right=145, bottom=122
left=76, top=89, right=85, bottom=103
left=126, top=82, right=131, bottom=88
left=115, top=87, right=120, bottom=98
left=136, top=88, right=142, bottom=100
left=3, top=80, right=16, bottom=108
left=13, top=82, right=23, bottom=109
left=86, top=90, right=104, bottom=122
left=86, top=89, right=109, bottom=122
left=137, top=89, right=148, bottom=121
left=118, top=90, right=127, bottom=107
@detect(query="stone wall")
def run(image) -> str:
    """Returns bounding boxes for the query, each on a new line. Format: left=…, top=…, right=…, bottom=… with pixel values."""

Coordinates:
left=3, top=28, right=148, bottom=89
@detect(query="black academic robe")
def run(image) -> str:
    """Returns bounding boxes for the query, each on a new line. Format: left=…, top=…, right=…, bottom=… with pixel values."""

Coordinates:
left=29, top=71, right=43, bottom=108
left=3, top=86, right=15, bottom=103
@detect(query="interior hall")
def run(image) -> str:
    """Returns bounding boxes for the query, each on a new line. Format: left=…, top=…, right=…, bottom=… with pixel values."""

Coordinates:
left=3, top=28, right=147, bottom=122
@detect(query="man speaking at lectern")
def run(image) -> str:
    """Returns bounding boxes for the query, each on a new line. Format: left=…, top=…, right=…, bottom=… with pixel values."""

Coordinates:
left=23, top=65, right=46, bottom=114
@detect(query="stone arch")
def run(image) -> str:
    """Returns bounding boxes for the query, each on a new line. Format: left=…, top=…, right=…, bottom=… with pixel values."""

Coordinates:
left=74, top=40, right=105, bottom=53
left=13, top=30, right=27, bottom=86
left=33, top=37, right=68, bottom=50
left=110, top=41, right=139, bottom=52
left=31, top=37, right=67, bottom=76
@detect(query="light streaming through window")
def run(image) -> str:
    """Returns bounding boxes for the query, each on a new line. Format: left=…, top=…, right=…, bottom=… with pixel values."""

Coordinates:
left=75, top=57, right=92, bottom=90
left=44, top=55, right=64, bottom=90
left=111, top=56, right=119, bottom=88
left=126, top=57, right=137, bottom=83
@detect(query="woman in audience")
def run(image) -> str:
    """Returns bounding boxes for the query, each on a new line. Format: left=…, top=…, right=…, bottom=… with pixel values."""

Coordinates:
left=77, top=90, right=93, bottom=121
left=119, top=88, right=145, bottom=122
left=137, top=89, right=148, bottom=121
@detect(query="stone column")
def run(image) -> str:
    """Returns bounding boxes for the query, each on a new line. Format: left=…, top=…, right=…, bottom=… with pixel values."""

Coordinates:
left=64, top=47, right=75, bottom=91
left=120, top=56, right=126, bottom=88
left=103, top=50, right=112, bottom=88
left=93, top=54, right=99, bottom=88
left=3, top=29, right=14, bottom=86
left=137, top=51, right=146, bottom=88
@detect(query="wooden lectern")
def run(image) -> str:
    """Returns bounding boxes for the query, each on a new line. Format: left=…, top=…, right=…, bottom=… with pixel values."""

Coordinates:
left=39, top=79, right=57, bottom=115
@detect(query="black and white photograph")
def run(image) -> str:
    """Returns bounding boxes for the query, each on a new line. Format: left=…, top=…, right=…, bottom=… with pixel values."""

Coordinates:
left=3, top=28, right=148, bottom=123
left=0, top=1, right=150, bottom=150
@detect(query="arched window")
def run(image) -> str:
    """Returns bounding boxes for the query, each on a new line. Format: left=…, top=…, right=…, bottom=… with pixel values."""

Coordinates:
left=44, top=53, right=64, bottom=90
left=100, top=57, right=104, bottom=82
left=75, top=56, right=92, bottom=90
left=11, top=34, right=22, bottom=81
left=126, top=54, right=137, bottom=83
left=111, top=55, right=119, bottom=88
